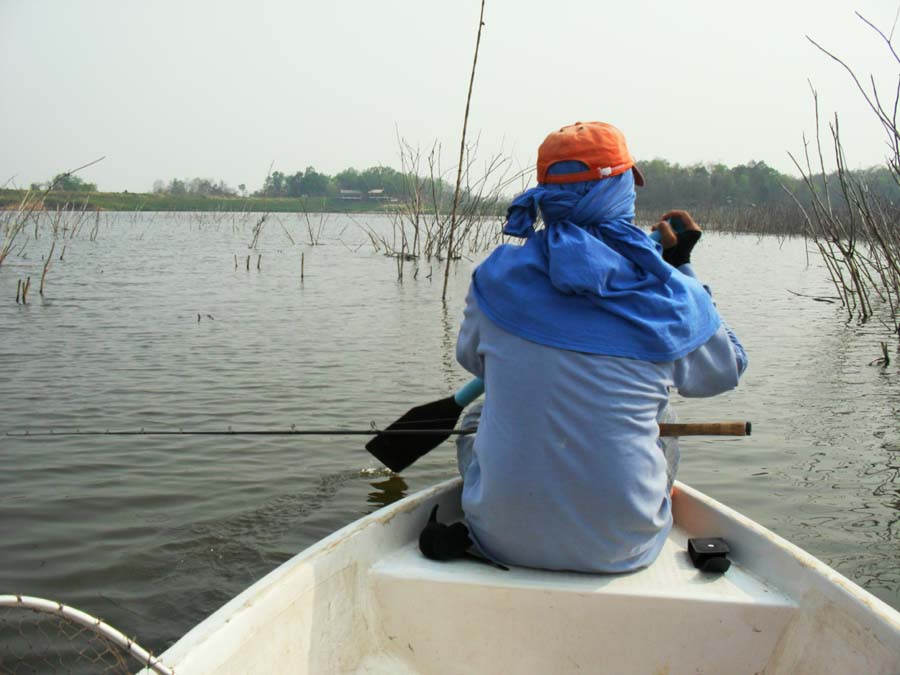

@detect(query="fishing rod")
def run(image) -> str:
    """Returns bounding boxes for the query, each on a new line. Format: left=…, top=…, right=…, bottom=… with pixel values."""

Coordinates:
left=7, top=422, right=752, bottom=438
left=7, top=428, right=473, bottom=437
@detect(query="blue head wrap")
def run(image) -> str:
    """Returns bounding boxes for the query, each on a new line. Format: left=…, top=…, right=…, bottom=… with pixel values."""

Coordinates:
left=471, top=171, right=721, bottom=361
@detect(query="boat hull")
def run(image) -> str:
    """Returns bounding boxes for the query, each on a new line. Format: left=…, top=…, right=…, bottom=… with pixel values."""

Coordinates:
left=149, top=479, right=900, bottom=674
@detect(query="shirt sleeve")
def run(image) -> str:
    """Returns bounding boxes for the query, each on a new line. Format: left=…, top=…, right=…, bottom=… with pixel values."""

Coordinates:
left=673, top=264, right=748, bottom=398
left=456, top=283, right=485, bottom=378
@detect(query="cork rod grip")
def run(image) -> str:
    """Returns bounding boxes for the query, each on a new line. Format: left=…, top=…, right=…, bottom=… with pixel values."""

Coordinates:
left=659, top=421, right=751, bottom=437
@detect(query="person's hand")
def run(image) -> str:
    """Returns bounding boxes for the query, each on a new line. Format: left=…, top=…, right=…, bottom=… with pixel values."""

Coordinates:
left=652, top=210, right=702, bottom=267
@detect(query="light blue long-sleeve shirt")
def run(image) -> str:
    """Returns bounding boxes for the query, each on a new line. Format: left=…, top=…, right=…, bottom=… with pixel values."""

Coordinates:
left=455, top=264, right=747, bottom=573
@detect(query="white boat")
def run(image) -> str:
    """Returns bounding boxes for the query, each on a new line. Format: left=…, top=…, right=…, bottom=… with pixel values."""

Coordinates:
left=148, top=478, right=900, bottom=674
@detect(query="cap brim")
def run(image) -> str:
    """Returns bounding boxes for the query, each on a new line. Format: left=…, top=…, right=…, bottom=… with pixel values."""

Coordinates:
left=632, top=165, right=645, bottom=187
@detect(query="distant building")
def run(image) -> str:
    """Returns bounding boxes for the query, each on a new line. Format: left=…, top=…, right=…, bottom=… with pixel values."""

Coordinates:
left=339, top=188, right=391, bottom=201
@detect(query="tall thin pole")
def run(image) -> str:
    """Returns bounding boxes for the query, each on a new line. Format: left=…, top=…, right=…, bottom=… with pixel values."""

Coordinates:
left=442, top=0, right=486, bottom=302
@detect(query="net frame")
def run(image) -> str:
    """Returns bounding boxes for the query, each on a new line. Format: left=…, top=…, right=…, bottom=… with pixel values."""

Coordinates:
left=0, top=595, right=173, bottom=675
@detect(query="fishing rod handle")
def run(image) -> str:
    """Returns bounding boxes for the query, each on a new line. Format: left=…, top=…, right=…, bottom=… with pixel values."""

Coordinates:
left=659, top=422, right=751, bottom=437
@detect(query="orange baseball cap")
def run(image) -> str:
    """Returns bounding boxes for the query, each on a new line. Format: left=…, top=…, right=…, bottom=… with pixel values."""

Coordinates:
left=537, top=121, right=645, bottom=186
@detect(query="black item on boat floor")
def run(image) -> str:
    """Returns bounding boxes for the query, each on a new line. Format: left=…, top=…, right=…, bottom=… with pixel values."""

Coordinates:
left=419, top=505, right=473, bottom=561
left=418, top=505, right=509, bottom=571
left=688, top=537, right=732, bottom=574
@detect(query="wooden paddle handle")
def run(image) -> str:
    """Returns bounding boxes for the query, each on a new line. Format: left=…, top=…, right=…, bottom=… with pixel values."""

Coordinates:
left=659, top=421, right=751, bottom=437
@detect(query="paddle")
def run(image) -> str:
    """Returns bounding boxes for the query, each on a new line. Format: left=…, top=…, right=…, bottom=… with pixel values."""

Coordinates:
left=365, top=378, right=485, bottom=473
left=366, top=378, right=751, bottom=473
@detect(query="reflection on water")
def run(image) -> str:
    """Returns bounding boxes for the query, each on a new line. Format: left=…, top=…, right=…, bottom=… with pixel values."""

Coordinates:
left=367, top=474, right=410, bottom=510
left=0, top=212, right=897, bottom=656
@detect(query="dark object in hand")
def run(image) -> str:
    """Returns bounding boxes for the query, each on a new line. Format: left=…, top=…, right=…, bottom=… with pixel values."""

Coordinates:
left=687, top=537, right=731, bottom=574
left=662, top=215, right=702, bottom=268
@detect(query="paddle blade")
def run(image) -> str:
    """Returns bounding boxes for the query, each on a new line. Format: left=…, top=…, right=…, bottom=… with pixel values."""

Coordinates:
left=366, top=395, right=464, bottom=473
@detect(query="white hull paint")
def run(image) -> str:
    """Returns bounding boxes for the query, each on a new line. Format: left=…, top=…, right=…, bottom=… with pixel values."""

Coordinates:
left=150, top=479, right=900, bottom=674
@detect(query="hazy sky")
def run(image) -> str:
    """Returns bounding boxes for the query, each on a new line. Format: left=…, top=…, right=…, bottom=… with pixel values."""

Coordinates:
left=1, top=0, right=897, bottom=192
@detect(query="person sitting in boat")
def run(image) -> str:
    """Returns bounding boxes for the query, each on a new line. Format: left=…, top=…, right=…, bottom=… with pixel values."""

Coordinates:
left=454, top=121, right=748, bottom=573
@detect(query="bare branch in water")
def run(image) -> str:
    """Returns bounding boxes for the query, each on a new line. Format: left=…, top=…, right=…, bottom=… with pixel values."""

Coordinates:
left=792, top=15, right=900, bottom=339
left=40, top=241, right=56, bottom=296
left=443, top=0, right=487, bottom=303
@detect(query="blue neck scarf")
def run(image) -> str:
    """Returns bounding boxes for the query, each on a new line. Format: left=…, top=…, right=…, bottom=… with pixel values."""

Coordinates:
left=472, top=173, right=721, bottom=361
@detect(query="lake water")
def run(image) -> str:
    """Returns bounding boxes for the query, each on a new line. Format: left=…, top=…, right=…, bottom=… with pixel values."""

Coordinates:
left=1, top=211, right=898, bottom=659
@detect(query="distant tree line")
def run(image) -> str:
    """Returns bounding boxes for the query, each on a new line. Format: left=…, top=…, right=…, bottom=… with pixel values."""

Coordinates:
left=149, top=165, right=456, bottom=204
left=637, top=159, right=898, bottom=210
left=149, top=166, right=423, bottom=200
left=256, top=165, right=421, bottom=199
left=152, top=177, right=244, bottom=198
left=251, top=160, right=898, bottom=209
left=145, top=160, right=897, bottom=209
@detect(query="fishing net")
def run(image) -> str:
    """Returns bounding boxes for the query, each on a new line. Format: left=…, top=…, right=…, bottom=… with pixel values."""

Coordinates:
left=0, top=596, right=171, bottom=675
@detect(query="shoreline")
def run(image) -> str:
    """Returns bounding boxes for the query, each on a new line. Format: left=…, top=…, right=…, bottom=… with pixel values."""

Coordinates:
left=0, top=189, right=404, bottom=214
